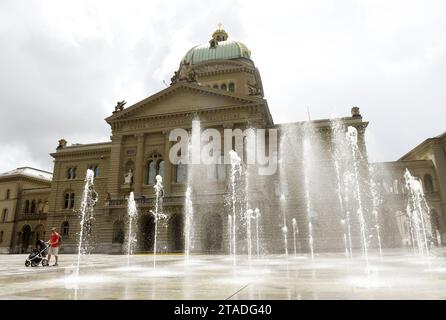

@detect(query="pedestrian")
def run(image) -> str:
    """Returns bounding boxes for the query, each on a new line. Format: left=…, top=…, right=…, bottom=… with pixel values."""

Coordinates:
left=47, top=227, right=60, bottom=266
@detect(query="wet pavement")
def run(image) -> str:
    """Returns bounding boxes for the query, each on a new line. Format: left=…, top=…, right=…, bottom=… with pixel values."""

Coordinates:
left=1, top=249, right=446, bottom=299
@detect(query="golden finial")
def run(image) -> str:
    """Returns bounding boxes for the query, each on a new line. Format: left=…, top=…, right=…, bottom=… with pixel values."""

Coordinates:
left=212, top=23, right=228, bottom=41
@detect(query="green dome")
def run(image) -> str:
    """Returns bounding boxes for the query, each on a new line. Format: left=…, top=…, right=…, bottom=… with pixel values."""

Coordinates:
left=182, top=40, right=251, bottom=65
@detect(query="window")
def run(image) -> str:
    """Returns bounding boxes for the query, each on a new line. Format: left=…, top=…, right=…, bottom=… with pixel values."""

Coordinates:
left=146, top=153, right=164, bottom=184
left=175, top=163, right=187, bottom=183
left=112, top=221, right=125, bottom=244
left=221, top=83, right=227, bottom=91
left=158, top=160, right=165, bottom=180
left=147, top=160, right=156, bottom=184
left=67, top=167, right=77, bottom=179
left=1, top=209, right=7, bottom=222
left=24, top=200, right=29, bottom=214
left=424, top=174, right=434, bottom=193
left=0, top=231, right=3, bottom=243
left=30, top=200, right=36, bottom=214
left=61, top=221, right=69, bottom=236
left=6, top=189, right=10, bottom=200
left=88, top=165, right=99, bottom=177
left=213, top=84, right=218, bottom=89
left=228, top=82, right=235, bottom=92
left=64, top=192, right=75, bottom=209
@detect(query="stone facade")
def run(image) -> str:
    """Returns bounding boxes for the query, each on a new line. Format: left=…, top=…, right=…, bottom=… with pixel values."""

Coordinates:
left=0, top=168, right=51, bottom=254
left=1, top=27, right=445, bottom=254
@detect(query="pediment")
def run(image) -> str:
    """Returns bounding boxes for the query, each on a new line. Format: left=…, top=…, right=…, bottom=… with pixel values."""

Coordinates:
left=106, top=83, right=262, bottom=122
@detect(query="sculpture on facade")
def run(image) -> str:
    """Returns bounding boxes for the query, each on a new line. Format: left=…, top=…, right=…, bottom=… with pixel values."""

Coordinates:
left=124, top=169, right=133, bottom=185
left=171, top=61, right=198, bottom=85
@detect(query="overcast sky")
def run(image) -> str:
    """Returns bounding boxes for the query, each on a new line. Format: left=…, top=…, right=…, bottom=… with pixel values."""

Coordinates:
left=0, top=0, right=445, bottom=173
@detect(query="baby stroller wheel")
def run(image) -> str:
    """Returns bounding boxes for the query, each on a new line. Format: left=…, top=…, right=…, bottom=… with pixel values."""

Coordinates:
left=42, top=259, right=49, bottom=267
left=25, top=260, right=30, bottom=267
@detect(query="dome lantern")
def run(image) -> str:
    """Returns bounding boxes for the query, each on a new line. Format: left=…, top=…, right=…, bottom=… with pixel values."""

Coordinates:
left=211, top=23, right=228, bottom=43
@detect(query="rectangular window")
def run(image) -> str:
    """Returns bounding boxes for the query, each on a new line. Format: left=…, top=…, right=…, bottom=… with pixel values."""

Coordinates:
left=0, top=231, right=3, bottom=243
left=64, top=193, right=69, bottom=209
left=70, top=193, right=75, bottom=209
left=88, top=165, right=99, bottom=177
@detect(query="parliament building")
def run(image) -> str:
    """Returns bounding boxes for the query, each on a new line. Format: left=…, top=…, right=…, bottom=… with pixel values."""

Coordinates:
left=1, top=26, right=445, bottom=254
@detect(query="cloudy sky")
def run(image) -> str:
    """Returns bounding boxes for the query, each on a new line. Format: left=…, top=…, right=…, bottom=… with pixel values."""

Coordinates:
left=0, top=0, right=445, bottom=173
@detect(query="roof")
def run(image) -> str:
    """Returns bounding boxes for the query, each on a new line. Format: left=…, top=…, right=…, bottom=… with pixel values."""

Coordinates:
left=399, top=131, right=446, bottom=160
left=105, top=81, right=267, bottom=123
left=0, top=167, right=53, bottom=182
left=182, top=40, right=251, bottom=65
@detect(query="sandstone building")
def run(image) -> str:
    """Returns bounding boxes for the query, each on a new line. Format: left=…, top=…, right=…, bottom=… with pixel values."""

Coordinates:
left=1, top=26, right=444, bottom=254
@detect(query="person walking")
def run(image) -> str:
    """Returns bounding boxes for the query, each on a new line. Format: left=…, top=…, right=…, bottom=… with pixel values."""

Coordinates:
left=47, top=227, right=60, bottom=266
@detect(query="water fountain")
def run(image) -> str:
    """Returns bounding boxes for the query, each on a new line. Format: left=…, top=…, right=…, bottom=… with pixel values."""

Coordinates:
left=280, top=194, right=288, bottom=257
left=302, top=135, right=315, bottom=261
left=404, top=169, right=433, bottom=256
left=369, top=169, right=383, bottom=257
left=331, top=118, right=353, bottom=258
left=151, top=175, right=166, bottom=269
left=184, top=186, right=194, bottom=260
left=75, top=169, right=98, bottom=280
left=127, top=192, right=138, bottom=266
left=246, top=208, right=253, bottom=261
left=228, top=150, right=242, bottom=265
left=292, top=218, right=298, bottom=256
left=346, top=126, right=369, bottom=269
left=254, top=208, right=260, bottom=257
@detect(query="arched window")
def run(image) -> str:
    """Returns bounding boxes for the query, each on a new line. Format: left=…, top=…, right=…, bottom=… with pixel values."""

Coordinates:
left=30, top=200, right=36, bottom=214
left=2, top=209, right=7, bottom=222
left=424, top=174, right=434, bottom=193
left=146, top=152, right=163, bottom=184
left=64, top=192, right=75, bottom=209
left=221, top=83, right=227, bottom=91
left=24, top=200, right=30, bottom=214
left=228, top=82, right=235, bottom=92
left=61, top=221, right=69, bottom=236
left=175, top=163, right=187, bottom=183
left=157, top=160, right=165, bottom=180
left=112, top=220, right=125, bottom=244
left=6, top=189, right=10, bottom=200
left=146, top=160, right=155, bottom=185
left=37, top=199, right=43, bottom=213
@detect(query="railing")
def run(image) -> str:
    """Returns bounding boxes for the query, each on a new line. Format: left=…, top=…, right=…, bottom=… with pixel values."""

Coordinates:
left=17, top=212, right=47, bottom=221
left=107, top=195, right=185, bottom=207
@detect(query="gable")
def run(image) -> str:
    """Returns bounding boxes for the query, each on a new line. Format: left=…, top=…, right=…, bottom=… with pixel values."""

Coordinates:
left=107, top=83, right=262, bottom=122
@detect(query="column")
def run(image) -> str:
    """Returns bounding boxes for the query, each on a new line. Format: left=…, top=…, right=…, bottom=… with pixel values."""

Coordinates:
left=164, top=131, right=172, bottom=194
left=134, top=133, right=145, bottom=196
left=107, top=135, right=123, bottom=198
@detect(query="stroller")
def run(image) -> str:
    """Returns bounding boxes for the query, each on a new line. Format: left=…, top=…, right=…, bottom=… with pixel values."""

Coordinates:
left=25, top=239, right=49, bottom=267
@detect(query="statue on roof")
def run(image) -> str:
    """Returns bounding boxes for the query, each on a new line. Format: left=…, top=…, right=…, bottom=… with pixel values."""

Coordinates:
left=114, top=100, right=126, bottom=113
left=172, top=61, right=197, bottom=84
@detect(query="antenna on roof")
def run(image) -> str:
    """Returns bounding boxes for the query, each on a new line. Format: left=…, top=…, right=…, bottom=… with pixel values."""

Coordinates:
left=307, top=105, right=311, bottom=121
